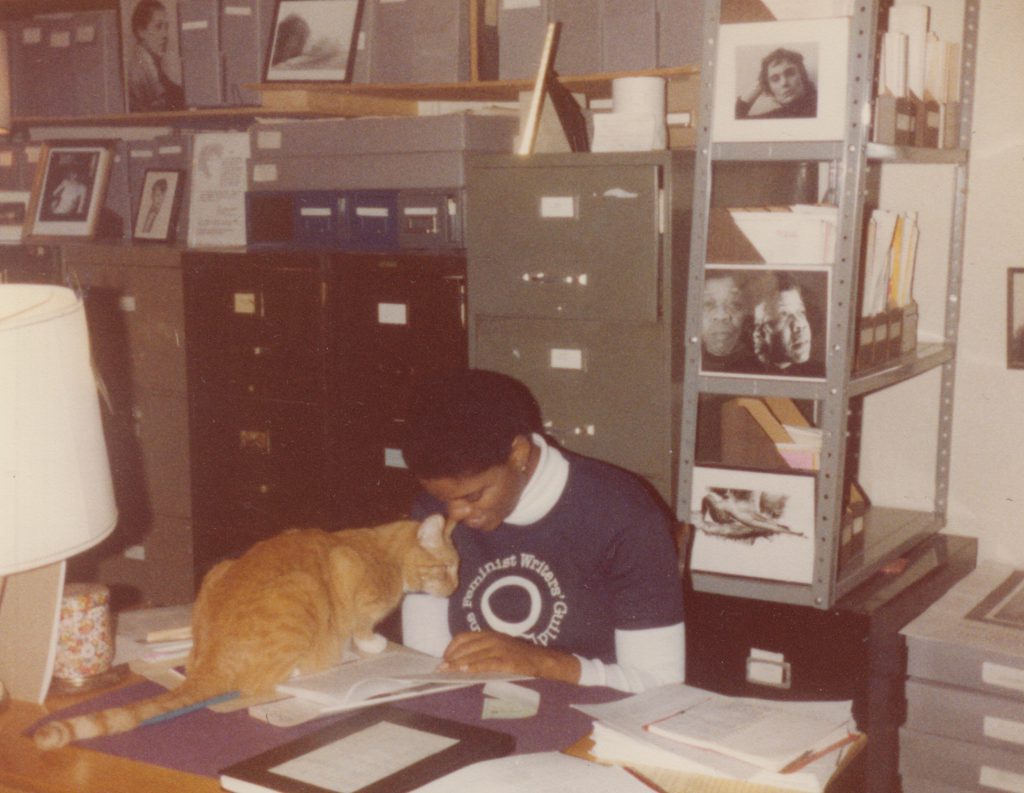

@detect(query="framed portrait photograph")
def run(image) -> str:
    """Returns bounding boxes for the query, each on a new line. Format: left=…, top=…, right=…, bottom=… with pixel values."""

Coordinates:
left=264, top=0, right=363, bottom=82
left=120, top=0, right=185, bottom=112
left=25, top=142, right=114, bottom=239
left=133, top=169, right=184, bottom=241
left=0, top=191, right=30, bottom=244
left=1008, top=268, right=1024, bottom=369
left=690, top=465, right=817, bottom=585
left=712, top=17, right=850, bottom=143
left=699, top=265, right=830, bottom=380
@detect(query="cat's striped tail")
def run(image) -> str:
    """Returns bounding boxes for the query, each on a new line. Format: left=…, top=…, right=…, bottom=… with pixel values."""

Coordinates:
left=33, top=678, right=236, bottom=750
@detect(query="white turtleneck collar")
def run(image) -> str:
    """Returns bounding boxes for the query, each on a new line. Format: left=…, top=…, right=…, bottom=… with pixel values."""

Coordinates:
left=504, top=433, right=569, bottom=526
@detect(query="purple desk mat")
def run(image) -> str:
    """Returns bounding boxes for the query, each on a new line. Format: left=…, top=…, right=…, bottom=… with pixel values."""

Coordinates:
left=29, top=678, right=625, bottom=778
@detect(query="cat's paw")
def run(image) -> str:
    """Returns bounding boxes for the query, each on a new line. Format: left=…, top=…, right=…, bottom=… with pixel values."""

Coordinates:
left=354, top=632, right=387, bottom=654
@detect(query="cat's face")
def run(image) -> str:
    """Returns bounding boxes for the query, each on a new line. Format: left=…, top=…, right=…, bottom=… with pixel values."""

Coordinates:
left=405, top=514, right=459, bottom=597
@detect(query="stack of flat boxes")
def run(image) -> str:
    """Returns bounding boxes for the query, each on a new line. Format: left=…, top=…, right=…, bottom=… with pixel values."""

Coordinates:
left=244, top=114, right=519, bottom=252
left=900, top=562, right=1024, bottom=793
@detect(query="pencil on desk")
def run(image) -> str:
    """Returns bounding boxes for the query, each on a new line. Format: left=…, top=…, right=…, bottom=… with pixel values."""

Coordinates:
left=139, top=691, right=240, bottom=727
left=778, top=732, right=860, bottom=774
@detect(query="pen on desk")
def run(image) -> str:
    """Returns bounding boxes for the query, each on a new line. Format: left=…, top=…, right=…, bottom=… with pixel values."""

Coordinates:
left=139, top=691, right=241, bottom=726
left=779, top=732, right=860, bottom=774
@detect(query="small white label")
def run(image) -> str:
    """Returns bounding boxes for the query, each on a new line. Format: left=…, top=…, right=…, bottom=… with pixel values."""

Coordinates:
left=158, top=145, right=184, bottom=155
left=130, top=149, right=155, bottom=160
left=540, top=196, right=575, bottom=218
left=357, top=206, right=390, bottom=218
left=377, top=303, right=407, bottom=325
left=252, top=163, right=279, bottom=183
left=300, top=207, right=331, bottom=217
left=0, top=151, right=13, bottom=167
left=985, top=716, right=1024, bottom=746
left=256, top=130, right=283, bottom=150
left=384, top=448, right=407, bottom=469
left=747, top=648, right=789, bottom=687
left=980, top=766, right=1024, bottom=793
left=503, top=0, right=542, bottom=9
left=25, top=146, right=41, bottom=164
left=50, top=31, right=72, bottom=48
left=74, top=24, right=96, bottom=44
left=224, top=5, right=253, bottom=15
left=234, top=292, right=257, bottom=315
left=23, top=27, right=42, bottom=45
left=983, top=662, right=1024, bottom=694
left=118, top=295, right=137, bottom=312
left=403, top=206, right=439, bottom=217
left=549, top=348, right=583, bottom=370
left=182, top=20, right=210, bottom=31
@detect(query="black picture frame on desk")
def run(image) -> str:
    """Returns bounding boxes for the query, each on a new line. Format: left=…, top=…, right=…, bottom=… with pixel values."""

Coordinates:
left=133, top=168, right=184, bottom=242
left=219, top=705, right=515, bottom=793
left=1008, top=267, right=1024, bottom=369
left=264, top=0, right=364, bottom=83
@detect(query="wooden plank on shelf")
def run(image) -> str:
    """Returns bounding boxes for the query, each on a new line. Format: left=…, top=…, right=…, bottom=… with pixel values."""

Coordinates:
left=257, top=89, right=418, bottom=117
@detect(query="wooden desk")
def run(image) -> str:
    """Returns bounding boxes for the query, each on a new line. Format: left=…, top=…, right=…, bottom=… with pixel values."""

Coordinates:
left=0, top=674, right=863, bottom=793
left=0, top=675, right=216, bottom=793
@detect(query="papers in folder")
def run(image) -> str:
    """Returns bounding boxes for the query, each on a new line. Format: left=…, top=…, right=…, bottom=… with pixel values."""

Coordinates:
left=575, top=684, right=860, bottom=793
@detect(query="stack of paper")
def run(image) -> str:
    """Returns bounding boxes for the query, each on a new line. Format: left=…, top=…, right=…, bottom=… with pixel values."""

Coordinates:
left=861, top=208, right=919, bottom=316
left=114, top=603, right=194, bottom=666
left=575, top=684, right=859, bottom=793
left=726, top=205, right=838, bottom=264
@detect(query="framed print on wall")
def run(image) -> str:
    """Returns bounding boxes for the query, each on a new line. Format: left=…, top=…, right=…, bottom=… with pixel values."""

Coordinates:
left=1009, top=268, right=1024, bottom=369
left=264, top=0, right=363, bottom=83
left=690, top=465, right=817, bottom=585
left=119, top=0, right=185, bottom=112
left=712, top=17, right=850, bottom=143
left=133, top=169, right=184, bottom=241
left=25, top=142, right=114, bottom=240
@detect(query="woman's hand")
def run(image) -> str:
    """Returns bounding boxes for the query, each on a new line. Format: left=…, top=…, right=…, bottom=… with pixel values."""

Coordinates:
left=438, top=631, right=581, bottom=684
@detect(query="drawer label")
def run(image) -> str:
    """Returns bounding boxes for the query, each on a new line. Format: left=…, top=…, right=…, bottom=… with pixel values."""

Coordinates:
left=384, top=448, right=407, bottom=469
left=540, top=196, right=575, bottom=219
left=985, top=716, right=1024, bottom=746
left=256, top=130, right=283, bottom=151
left=234, top=292, right=257, bottom=315
left=980, top=766, right=1024, bottom=793
left=377, top=303, right=407, bottom=326
left=983, top=662, right=1024, bottom=694
left=549, top=348, right=583, bottom=370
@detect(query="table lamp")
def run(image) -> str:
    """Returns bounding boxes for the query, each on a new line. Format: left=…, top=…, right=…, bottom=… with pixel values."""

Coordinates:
left=0, top=284, right=117, bottom=708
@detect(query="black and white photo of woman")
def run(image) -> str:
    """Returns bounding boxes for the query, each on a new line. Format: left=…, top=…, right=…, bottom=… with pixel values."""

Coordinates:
left=124, top=0, right=185, bottom=112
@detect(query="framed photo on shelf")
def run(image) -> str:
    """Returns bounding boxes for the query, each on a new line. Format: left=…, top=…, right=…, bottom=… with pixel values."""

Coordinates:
left=119, top=0, right=185, bottom=112
left=25, top=142, right=114, bottom=240
left=700, top=264, right=829, bottom=380
left=689, top=465, right=817, bottom=585
left=264, top=0, right=363, bottom=83
left=133, top=169, right=184, bottom=241
left=712, top=17, right=850, bottom=143
left=1008, top=267, right=1024, bottom=369
left=0, top=191, right=30, bottom=244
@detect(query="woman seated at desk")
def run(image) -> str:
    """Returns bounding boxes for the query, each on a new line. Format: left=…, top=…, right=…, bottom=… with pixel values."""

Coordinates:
left=400, top=368, right=685, bottom=693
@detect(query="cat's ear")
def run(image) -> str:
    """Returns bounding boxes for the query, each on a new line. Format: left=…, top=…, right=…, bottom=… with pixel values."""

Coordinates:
left=417, top=514, right=447, bottom=550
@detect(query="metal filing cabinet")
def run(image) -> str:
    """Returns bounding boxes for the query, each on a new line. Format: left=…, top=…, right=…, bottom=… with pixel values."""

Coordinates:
left=327, top=251, right=467, bottom=526
left=184, top=251, right=329, bottom=581
left=63, top=243, right=194, bottom=604
left=466, top=151, right=691, bottom=505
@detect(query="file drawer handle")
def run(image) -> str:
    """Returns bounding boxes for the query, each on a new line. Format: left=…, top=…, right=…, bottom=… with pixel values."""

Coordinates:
left=521, top=272, right=589, bottom=286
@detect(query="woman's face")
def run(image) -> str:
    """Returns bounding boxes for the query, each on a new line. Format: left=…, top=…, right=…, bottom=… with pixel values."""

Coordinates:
left=419, top=437, right=532, bottom=532
left=137, top=8, right=169, bottom=57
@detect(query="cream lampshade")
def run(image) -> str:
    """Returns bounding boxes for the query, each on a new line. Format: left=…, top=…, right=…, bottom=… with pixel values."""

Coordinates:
left=0, top=284, right=117, bottom=705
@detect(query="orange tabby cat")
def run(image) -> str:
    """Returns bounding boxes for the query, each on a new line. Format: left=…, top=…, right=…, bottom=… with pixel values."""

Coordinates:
left=34, top=514, right=457, bottom=750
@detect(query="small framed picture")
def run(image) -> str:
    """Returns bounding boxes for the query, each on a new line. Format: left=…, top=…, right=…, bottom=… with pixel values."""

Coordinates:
left=264, top=0, right=364, bottom=82
left=119, top=0, right=185, bottom=112
left=712, top=17, right=850, bottom=143
left=1008, top=268, right=1024, bottom=369
left=690, top=465, right=817, bottom=585
left=133, top=169, right=184, bottom=241
left=700, top=265, right=830, bottom=380
left=0, top=190, right=30, bottom=244
left=25, top=142, right=114, bottom=240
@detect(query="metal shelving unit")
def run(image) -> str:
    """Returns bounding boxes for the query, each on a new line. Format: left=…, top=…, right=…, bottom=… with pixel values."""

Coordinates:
left=675, top=0, right=979, bottom=609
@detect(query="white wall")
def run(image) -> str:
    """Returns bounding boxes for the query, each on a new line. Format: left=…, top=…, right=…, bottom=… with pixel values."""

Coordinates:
left=946, top=0, right=1024, bottom=563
